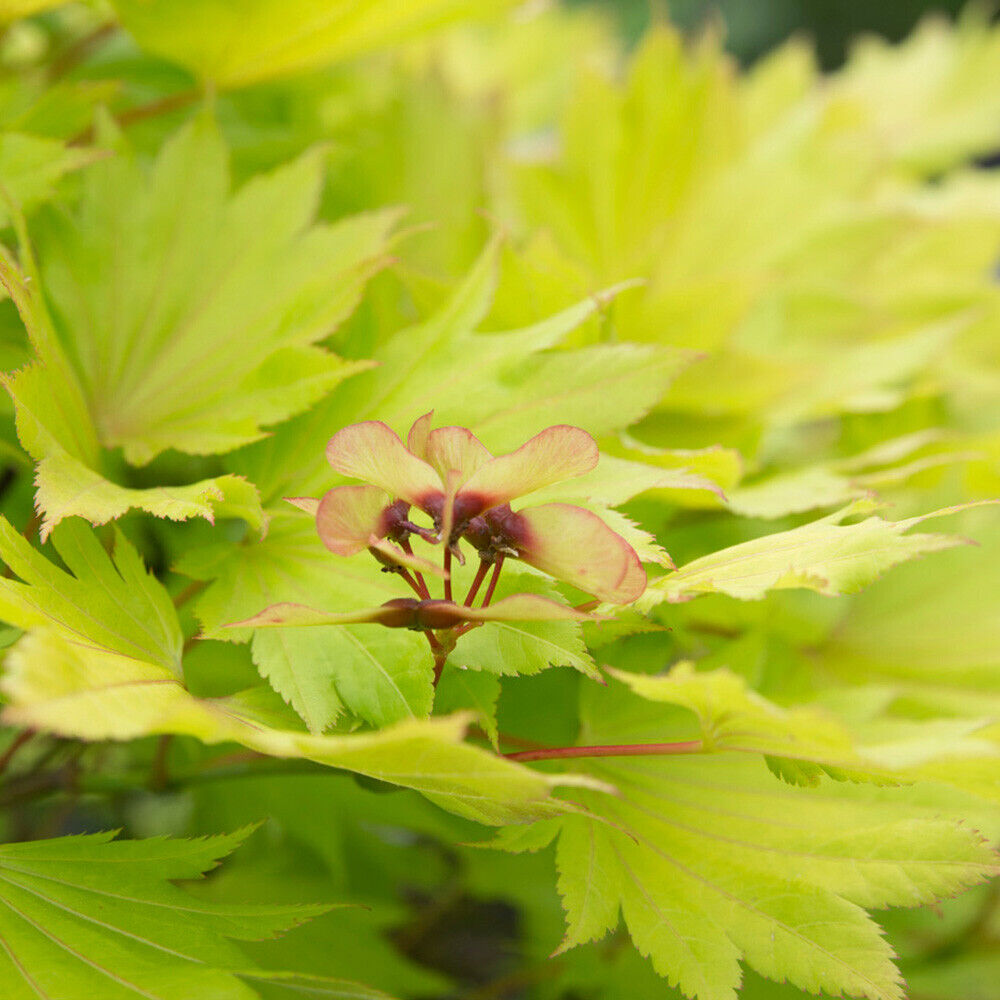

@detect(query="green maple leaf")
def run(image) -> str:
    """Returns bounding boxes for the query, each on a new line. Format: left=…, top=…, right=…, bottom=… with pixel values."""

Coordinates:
left=0, top=829, right=336, bottom=1000
left=111, top=0, right=518, bottom=89
left=445, top=570, right=599, bottom=680
left=608, top=663, right=896, bottom=787
left=0, top=516, right=182, bottom=675
left=502, top=21, right=1000, bottom=461
left=230, top=240, right=690, bottom=503
left=1, top=114, right=391, bottom=536
left=493, top=681, right=997, bottom=1000
left=639, top=499, right=993, bottom=608
left=0, top=515, right=594, bottom=824
left=178, top=509, right=432, bottom=732
left=34, top=115, right=387, bottom=465
left=1, top=626, right=598, bottom=825
left=0, top=133, right=100, bottom=228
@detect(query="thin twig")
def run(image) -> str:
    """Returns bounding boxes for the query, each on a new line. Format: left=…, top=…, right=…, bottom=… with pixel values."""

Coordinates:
left=48, top=21, right=116, bottom=80
left=399, top=539, right=430, bottom=598
left=464, top=560, right=489, bottom=606
left=398, top=567, right=429, bottom=599
left=412, top=570, right=430, bottom=599
left=0, top=729, right=35, bottom=778
left=149, top=735, right=173, bottom=791
left=70, top=88, right=201, bottom=146
left=481, top=557, right=503, bottom=608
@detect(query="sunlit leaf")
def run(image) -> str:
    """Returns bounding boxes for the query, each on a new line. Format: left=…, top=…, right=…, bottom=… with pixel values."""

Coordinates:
left=34, top=116, right=388, bottom=465
left=112, top=0, right=517, bottom=88
left=1, top=628, right=594, bottom=826
left=0, top=516, right=182, bottom=676
left=639, top=501, right=991, bottom=607
left=493, top=680, right=997, bottom=1000
left=0, top=133, right=100, bottom=228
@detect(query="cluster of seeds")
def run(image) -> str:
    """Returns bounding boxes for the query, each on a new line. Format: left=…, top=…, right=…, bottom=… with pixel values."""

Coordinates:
left=243, top=417, right=645, bottom=675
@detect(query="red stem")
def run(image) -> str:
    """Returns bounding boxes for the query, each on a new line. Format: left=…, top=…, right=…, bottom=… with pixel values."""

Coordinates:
left=464, top=560, right=490, bottom=606
left=433, top=654, right=447, bottom=686
left=71, top=88, right=201, bottom=146
left=398, top=567, right=429, bottom=599
left=480, top=557, right=503, bottom=608
left=398, top=540, right=431, bottom=598
left=503, top=740, right=703, bottom=763
left=0, top=730, right=35, bottom=777
left=443, top=548, right=453, bottom=602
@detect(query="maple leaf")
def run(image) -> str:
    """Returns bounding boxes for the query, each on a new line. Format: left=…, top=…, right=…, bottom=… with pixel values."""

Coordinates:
left=0, top=133, right=100, bottom=227
left=638, top=500, right=994, bottom=608
left=228, top=240, right=691, bottom=504
left=1, top=626, right=598, bottom=825
left=0, top=829, right=341, bottom=1000
left=33, top=115, right=388, bottom=465
left=111, top=0, right=519, bottom=88
left=608, top=663, right=896, bottom=787
left=492, top=678, right=998, bottom=1000
left=0, top=515, right=182, bottom=675
left=501, top=21, right=1000, bottom=462
left=178, top=510, right=434, bottom=733
left=0, top=114, right=392, bottom=535
left=0, top=514, right=597, bottom=825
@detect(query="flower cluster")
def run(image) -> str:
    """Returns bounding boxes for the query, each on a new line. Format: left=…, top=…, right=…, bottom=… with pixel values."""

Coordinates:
left=238, top=417, right=645, bottom=673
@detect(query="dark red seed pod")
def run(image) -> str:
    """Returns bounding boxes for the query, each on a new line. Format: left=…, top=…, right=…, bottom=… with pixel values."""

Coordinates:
left=413, top=600, right=469, bottom=630
left=376, top=598, right=422, bottom=628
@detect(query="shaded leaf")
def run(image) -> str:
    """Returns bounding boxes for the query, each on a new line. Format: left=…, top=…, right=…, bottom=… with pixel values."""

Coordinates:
left=0, top=829, right=332, bottom=1000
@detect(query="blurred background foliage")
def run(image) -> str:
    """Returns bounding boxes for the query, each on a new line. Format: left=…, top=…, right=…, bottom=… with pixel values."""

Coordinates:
left=1, top=2, right=999, bottom=1000
left=577, top=0, right=984, bottom=67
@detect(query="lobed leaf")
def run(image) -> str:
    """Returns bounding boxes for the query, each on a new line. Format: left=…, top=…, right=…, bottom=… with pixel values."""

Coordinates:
left=495, top=677, right=999, bottom=1000
left=180, top=510, right=433, bottom=732
left=0, top=829, right=334, bottom=1000
left=0, top=628, right=592, bottom=826
left=111, top=0, right=518, bottom=88
left=638, top=500, right=993, bottom=608
left=232, top=242, right=687, bottom=504
left=0, top=516, right=182, bottom=675
left=34, top=116, right=389, bottom=466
